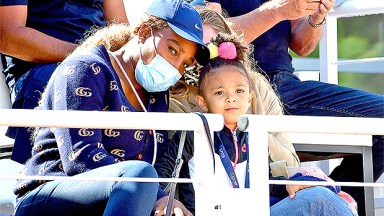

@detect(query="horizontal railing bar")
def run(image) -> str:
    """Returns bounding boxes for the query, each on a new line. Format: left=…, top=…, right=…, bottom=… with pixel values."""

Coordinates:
left=287, top=133, right=372, bottom=146
left=333, top=57, right=384, bottom=65
left=239, top=115, right=384, bottom=135
left=292, top=57, right=384, bottom=74
left=329, top=0, right=384, bottom=18
left=0, top=175, right=194, bottom=183
left=269, top=180, right=384, bottom=188
left=1, top=175, right=382, bottom=188
left=0, top=109, right=224, bottom=131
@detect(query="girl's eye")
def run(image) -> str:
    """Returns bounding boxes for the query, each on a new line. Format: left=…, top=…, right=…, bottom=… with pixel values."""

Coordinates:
left=236, top=89, right=245, bottom=94
left=214, top=91, right=224, bottom=96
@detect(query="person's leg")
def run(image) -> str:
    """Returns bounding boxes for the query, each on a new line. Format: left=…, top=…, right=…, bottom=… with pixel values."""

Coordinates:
left=270, top=186, right=354, bottom=216
left=272, top=71, right=384, bottom=215
left=15, top=161, right=159, bottom=216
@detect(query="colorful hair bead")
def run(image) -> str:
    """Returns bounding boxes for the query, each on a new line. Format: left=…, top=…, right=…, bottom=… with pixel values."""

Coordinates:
left=218, top=42, right=237, bottom=60
left=208, top=43, right=219, bottom=59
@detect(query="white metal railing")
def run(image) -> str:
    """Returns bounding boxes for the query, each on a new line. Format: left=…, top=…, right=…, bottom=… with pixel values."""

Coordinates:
left=1, top=110, right=384, bottom=215
left=0, top=1, right=383, bottom=215
left=319, top=0, right=384, bottom=84
left=0, top=109, right=223, bottom=215
left=194, top=114, right=384, bottom=215
left=236, top=114, right=384, bottom=216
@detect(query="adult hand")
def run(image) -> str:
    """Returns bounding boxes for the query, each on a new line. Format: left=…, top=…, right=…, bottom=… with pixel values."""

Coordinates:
left=310, top=0, right=335, bottom=24
left=152, top=196, right=193, bottom=216
left=286, top=184, right=314, bottom=199
left=270, top=0, right=322, bottom=21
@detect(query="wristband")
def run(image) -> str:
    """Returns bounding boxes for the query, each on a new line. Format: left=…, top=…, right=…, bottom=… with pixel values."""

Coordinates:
left=308, top=15, right=326, bottom=28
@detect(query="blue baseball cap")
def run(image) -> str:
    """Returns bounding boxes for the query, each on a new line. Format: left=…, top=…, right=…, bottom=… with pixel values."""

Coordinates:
left=145, top=0, right=210, bottom=65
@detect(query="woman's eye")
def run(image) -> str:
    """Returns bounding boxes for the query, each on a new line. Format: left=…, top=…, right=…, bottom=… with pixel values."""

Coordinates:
left=169, top=46, right=177, bottom=55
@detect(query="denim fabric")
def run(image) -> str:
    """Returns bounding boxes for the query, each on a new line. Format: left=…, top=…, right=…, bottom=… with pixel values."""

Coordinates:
left=7, top=63, right=58, bottom=164
left=270, top=186, right=354, bottom=216
left=272, top=71, right=384, bottom=215
left=14, top=161, right=159, bottom=216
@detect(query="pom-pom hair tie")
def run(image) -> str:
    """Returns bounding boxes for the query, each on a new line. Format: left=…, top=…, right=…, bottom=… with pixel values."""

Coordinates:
left=207, top=43, right=219, bottom=59
left=218, top=42, right=237, bottom=59
left=207, top=41, right=237, bottom=60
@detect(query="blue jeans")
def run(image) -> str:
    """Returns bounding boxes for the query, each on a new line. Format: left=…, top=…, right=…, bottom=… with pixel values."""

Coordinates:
left=272, top=71, right=384, bottom=215
left=7, top=63, right=58, bottom=164
left=270, top=186, right=353, bottom=216
left=14, top=161, right=159, bottom=216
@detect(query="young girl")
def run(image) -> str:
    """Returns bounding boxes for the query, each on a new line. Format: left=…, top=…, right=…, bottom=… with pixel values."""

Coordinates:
left=169, top=6, right=299, bottom=167
left=155, top=33, right=354, bottom=215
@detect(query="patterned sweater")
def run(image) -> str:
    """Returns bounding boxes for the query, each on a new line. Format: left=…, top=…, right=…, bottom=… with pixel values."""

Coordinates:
left=14, top=45, right=168, bottom=199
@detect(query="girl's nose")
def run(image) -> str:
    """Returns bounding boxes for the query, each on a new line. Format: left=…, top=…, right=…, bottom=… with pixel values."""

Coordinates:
left=226, top=97, right=236, bottom=103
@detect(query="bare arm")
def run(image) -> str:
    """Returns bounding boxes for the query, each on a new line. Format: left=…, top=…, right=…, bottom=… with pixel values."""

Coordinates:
left=290, top=0, right=334, bottom=56
left=102, top=0, right=129, bottom=24
left=0, top=5, right=77, bottom=63
left=207, top=0, right=320, bottom=44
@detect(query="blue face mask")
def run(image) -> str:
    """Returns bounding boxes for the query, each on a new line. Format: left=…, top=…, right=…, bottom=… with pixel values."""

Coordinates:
left=135, top=43, right=182, bottom=92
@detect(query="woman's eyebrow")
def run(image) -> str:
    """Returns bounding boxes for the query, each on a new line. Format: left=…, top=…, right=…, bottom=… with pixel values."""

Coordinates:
left=168, top=38, right=185, bottom=53
left=168, top=38, right=195, bottom=64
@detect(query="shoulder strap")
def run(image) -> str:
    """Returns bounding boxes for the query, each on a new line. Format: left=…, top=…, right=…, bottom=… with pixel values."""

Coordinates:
left=165, top=112, right=216, bottom=216
left=165, top=130, right=186, bottom=216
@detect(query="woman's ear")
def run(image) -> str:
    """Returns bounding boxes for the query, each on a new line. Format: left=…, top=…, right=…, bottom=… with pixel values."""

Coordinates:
left=195, top=95, right=208, bottom=112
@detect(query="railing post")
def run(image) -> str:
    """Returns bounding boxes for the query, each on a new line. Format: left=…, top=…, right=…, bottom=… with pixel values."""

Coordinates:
left=193, top=126, right=216, bottom=215
left=238, top=115, right=271, bottom=215
left=320, top=15, right=339, bottom=84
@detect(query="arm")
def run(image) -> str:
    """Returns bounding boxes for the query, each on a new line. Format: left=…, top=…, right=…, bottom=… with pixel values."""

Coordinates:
left=207, top=0, right=320, bottom=44
left=0, top=5, right=77, bottom=62
left=102, top=0, right=129, bottom=24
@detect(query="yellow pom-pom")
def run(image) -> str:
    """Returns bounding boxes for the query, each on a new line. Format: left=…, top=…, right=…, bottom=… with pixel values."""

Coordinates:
left=208, top=43, right=219, bottom=59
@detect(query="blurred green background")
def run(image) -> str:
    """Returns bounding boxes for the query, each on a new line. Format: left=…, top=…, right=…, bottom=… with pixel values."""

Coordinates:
left=290, top=14, right=384, bottom=94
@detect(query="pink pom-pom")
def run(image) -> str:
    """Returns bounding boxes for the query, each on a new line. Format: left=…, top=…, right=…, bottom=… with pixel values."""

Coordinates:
left=218, top=42, right=237, bottom=59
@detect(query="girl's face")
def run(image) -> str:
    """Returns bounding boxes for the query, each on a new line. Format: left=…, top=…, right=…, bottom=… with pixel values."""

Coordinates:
left=141, top=27, right=198, bottom=75
left=196, top=66, right=252, bottom=131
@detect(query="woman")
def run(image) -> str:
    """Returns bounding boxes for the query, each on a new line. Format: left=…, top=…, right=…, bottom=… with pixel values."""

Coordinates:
left=13, top=0, right=209, bottom=216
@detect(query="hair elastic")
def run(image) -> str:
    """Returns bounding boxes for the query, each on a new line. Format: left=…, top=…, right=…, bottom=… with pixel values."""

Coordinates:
left=207, top=41, right=237, bottom=60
